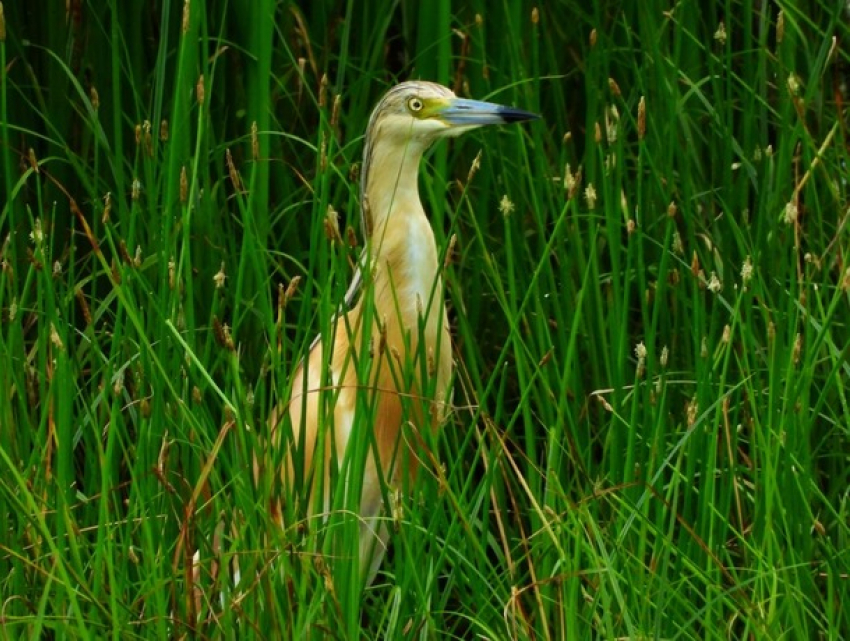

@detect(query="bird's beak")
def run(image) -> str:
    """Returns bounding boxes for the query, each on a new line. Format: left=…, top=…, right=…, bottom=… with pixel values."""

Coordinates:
left=437, top=97, right=540, bottom=127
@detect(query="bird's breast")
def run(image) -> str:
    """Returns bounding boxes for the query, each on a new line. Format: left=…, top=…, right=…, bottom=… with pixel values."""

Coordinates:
left=374, top=211, right=444, bottom=331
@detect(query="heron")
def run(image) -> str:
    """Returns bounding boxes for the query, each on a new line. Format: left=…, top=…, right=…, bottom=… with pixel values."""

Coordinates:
left=275, top=80, right=538, bottom=584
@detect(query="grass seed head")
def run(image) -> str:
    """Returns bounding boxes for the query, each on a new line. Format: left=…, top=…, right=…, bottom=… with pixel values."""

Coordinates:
left=213, top=262, right=226, bottom=289
left=196, top=74, right=204, bottom=105
left=667, top=200, right=677, bottom=218
left=226, top=149, right=241, bottom=191
left=467, top=150, right=482, bottom=183
left=331, top=94, right=341, bottom=128
left=687, top=397, right=698, bottom=427
left=605, top=105, right=619, bottom=143
left=584, top=183, right=597, bottom=210
left=324, top=205, right=341, bottom=243
left=284, top=275, right=301, bottom=305
left=563, top=163, right=577, bottom=194
left=707, top=271, right=722, bottom=293
left=783, top=201, right=798, bottom=225
left=29, top=218, right=44, bottom=246
left=499, top=194, right=515, bottom=217
left=75, top=288, right=92, bottom=326
left=182, top=0, right=190, bottom=33
left=119, top=239, right=133, bottom=264
left=714, top=22, right=727, bottom=45
left=50, top=323, right=64, bottom=351
left=180, top=166, right=188, bottom=204
left=113, top=370, right=124, bottom=395
left=143, top=120, right=152, bottom=155
left=787, top=73, right=801, bottom=96
left=672, top=231, right=683, bottom=256
left=319, top=73, right=328, bottom=108
left=444, top=233, right=457, bottom=269
left=637, top=96, right=646, bottom=140
left=102, top=192, right=112, bottom=223
left=741, top=256, right=753, bottom=285
left=635, top=341, right=647, bottom=378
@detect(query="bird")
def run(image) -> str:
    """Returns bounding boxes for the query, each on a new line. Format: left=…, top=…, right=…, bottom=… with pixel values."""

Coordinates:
left=273, top=80, right=538, bottom=585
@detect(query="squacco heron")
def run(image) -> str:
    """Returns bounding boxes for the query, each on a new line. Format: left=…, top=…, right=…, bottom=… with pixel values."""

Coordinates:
left=278, top=80, right=537, bottom=583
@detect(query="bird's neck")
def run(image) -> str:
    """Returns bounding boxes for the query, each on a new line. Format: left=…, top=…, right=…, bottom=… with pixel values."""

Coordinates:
left=363, top=142, right=426, bottom=241
left=361, top=142, right=443, bottom=326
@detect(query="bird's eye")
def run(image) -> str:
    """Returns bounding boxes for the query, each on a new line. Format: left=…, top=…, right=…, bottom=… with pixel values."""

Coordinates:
left=407, top=97, right=424, bottom=113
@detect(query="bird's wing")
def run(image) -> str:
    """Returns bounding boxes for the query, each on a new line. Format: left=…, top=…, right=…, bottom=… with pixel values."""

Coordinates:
left=303, top=247, right=367, bottom=355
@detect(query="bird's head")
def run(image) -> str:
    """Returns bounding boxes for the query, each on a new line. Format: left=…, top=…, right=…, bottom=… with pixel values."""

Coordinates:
left=365, top=80, right=539, bottom=148
left=359, top=81, right=538, bottom=237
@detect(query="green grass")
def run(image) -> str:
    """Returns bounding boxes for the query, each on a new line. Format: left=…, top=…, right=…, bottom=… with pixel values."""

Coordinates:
left=1, top=0, right=849, bottom=638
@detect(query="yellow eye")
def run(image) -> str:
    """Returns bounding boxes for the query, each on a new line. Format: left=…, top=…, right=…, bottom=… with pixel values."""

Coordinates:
left=407, top=97, right=424, bottom=113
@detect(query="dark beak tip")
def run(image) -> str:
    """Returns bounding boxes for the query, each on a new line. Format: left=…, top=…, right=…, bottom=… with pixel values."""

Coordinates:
left=500, top=108, right=541, bottom=124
